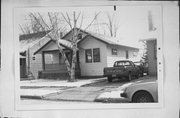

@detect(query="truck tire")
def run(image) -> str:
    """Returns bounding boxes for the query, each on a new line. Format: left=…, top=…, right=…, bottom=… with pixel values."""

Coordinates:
left=128, top=72, right=132, bottom=81
left=107, top=77, right=113, bottom=82
left=136, top=73, right=139, bottom=79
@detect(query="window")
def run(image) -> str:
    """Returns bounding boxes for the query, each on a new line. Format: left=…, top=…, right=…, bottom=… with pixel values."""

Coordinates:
left=85, top=49, right=92, bottom=63
left=77, top=33, right=82, bottom=40
left=133, top=51, right=138, bottom=57
left=154, top=41, right=157, bottom=59
left=112, top=48, right=117, bottom=55
left=125, top=50, right=129, bottom=59
left=114, top=61, right=130, bottom=67
left=85, top=48, right=100, bottom=63
left=93, top=48, right=100, bottom=62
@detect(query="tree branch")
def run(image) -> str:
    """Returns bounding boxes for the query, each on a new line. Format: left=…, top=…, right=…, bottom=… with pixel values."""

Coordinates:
left=48, top=12, right=54, bottom=29
left=61, top=12, right=73, bottom=29
left=19, top=24, right=26, bottom=34
left=37, top=13, right=50, bottom=30
left=84, top=12, right=101, bottom=31
left=30, top=13, right=46, bottom=31
left=76, top=11, right=81, bottom=21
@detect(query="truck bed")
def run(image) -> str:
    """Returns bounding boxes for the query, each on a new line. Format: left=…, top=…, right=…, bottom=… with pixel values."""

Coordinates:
left=103, top=66, right=127, bottom=77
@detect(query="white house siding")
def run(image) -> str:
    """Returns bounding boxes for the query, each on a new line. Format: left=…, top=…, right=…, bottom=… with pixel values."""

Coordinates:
left=26, top=37, right=51, bottom=78
left=106, top=45, right=139, bottom=67
left=29, top=53, right=42, bottom=78
left=147, top=40, right=157, bottom=76
left=79, top=36, right=107, bottom=76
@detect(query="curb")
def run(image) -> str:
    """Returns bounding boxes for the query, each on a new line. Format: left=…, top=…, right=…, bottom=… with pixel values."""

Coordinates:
left=44, top=98, right=95, bottom=103
left=94, top=97, right=129, bottom=103
left=21, top=95, right=43, bottom=99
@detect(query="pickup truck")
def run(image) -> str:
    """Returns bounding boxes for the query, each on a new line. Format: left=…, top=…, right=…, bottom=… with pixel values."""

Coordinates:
left=103, top=60, right=139, bottom=82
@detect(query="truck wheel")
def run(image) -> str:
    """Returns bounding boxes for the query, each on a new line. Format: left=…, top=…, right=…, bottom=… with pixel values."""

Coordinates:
left=107, top=77, right=112, bottom=82
left=128, top=72, right=132, bottom=81
left=136, top=73, right=139, bottom=79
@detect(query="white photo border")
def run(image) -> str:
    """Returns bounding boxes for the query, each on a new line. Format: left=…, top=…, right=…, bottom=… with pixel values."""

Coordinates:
left=13, top=1, right=165, bottom=111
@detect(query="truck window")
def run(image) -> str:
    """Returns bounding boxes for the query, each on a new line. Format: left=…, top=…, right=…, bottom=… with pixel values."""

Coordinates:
left=114, top=61, right=131, bottom=67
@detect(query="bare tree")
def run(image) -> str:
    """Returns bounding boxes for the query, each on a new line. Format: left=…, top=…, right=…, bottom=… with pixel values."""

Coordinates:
left=141, top=41, right=148, bottom=64
left=22, top=11, right=100, bottom=82
left=19, top=14, right=43, bottom=34
left=98, top=12, right=120, bottom=37
left=60, top=11, right=100, bottom=82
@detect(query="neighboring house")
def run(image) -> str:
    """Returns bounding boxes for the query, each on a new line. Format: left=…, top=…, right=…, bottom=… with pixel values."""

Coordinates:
left=19, top=31, right=51, bottom=79
left=140, top=38, right=157, bottom=76
left=139, top=10, right=158, bottom=76
left=146, top=38, right=157, bottom=76
left=34, top=28, right=139, bottom=78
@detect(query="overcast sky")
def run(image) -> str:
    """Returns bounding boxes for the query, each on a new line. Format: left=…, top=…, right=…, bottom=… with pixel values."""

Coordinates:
left=17, top=5, right=161, bottom=48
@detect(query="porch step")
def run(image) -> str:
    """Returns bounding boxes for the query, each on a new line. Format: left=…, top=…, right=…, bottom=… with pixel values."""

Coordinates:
left=38, top=71, right=69, bottom=79
left=42, top=70, right=68, bottom=73
left=38, top=70, right=81, bottom=79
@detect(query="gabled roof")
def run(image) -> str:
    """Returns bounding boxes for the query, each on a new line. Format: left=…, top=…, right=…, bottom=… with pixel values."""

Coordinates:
left=19, top=30, right=50, bottom=41
left=19, top=31, right=51, bottom=53
left=34, top=28, right=139, bottom=54
left=81, top=31, right=139, bottom=49
left=59, top=28, right=139, bottom=50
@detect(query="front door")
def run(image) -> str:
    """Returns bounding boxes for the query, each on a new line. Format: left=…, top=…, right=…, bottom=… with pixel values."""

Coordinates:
left=20, top=58, right=27, bottom=78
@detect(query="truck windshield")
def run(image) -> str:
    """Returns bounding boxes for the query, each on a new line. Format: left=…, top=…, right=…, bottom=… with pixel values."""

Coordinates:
left=114, top=61, right=131, bottom=67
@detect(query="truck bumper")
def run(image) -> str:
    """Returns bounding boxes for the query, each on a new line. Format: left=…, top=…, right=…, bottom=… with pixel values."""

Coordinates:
left=104, top=72, right=128, bottom=78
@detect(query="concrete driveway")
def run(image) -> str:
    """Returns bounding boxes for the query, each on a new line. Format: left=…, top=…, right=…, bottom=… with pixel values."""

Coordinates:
left=20, top=76, right=152, bottom=104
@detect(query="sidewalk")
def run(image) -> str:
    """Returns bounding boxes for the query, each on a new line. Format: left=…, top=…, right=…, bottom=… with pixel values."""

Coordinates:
left=21, top=78, right=106, bottom=88
left=20, top=77, right=106, bottom=99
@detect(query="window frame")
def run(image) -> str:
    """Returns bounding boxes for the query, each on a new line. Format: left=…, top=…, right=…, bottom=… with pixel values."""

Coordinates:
left=111, top=48, right=118, bottom=55
left=85, top=49, right=93, bottom=63
left=93, top=48, right=100, bottom=62
left=85, top=48, right=100, bottom=63
left=125, top=50, right=129, bottom=59
left=154, top=41, right=157, bottom=60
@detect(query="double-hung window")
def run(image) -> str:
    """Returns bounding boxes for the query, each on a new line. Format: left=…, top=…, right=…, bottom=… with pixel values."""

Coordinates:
left=85, top=48, right=100, bottom=63
left=93, top=48, right=100, bottom=62
left=85, top=49, right=92, bottom=63
left=112, top=48, right=117, bottom=55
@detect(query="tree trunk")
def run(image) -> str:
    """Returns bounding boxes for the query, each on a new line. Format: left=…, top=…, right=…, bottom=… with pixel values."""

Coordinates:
left=68, top=11, right=77, bottom=82
left=69, top=47, right=77, bottom=82
left=56, top=40, right=71, bottom=76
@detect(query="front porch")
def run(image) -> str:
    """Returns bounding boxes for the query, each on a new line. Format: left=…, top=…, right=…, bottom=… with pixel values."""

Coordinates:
left=38, top=50, right=80, bottom=79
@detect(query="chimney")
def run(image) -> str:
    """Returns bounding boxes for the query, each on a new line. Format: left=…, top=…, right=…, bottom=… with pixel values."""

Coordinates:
left=60, top=32, right=63, bottom=38
left=148, top=10, right=156, bottom=31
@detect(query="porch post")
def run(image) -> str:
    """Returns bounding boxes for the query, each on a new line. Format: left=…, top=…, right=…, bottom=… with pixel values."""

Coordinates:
left=76, top=51, right=81, bottom=77
left=42, top=51, right=45, bottom=70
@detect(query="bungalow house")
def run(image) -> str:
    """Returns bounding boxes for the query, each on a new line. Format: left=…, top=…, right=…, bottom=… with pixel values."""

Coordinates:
left=33, top=28, right=139, bottom=79
left=140, top=38, right=157, bottom=76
